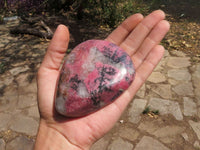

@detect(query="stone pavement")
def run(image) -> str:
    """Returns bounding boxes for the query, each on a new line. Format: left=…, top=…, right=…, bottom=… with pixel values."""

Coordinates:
left=0, top=19, right=200, bottom=150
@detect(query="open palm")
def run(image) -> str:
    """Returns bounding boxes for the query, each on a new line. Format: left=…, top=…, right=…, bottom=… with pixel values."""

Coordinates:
left=36, top=10, right=170, bottom=150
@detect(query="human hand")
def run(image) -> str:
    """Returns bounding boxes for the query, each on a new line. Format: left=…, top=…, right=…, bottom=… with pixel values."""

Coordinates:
left=35, top=10, right=170, bottom=150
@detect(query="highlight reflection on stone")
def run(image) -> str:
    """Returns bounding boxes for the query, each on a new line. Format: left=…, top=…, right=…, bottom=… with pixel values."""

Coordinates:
left=55, top=40, right=135, bottom=117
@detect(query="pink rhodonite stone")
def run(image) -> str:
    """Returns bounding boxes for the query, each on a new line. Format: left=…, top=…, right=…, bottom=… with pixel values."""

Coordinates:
left=55, top=40, right=135, bottom=117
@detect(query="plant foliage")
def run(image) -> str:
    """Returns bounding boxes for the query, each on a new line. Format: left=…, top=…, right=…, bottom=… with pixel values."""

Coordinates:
left=0, top=0, right=163, bottom=27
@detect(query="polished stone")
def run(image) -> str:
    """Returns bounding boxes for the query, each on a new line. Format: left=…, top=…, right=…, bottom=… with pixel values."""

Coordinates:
left=56, top=40, right=135, bottom=117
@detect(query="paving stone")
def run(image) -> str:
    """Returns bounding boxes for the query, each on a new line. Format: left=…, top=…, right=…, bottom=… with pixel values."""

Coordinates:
left=138, top=121, right=158, bottom=134
left=136, top=84, right=146, bottom=98
left=164, top=50, right=170, bottom=57
left=168, top=79, right=179, bottom=85
left=147, top=72, right=166, bottom=83
left=138, top=120, right=185, bottom=143
left=108, top=137, right=133, bottom=150
left=128, top=99, right=147, bottom=124
left=154, top=59, right=165, bottom=71
left=3, top=84, right=18, bottom=96
left=153, top=126, right=184, bottom=138
left=167, top=57, right=191, bottom=68
left=0, top=95, right=18, bottom=112
left=0, top=113, right=12, bottom=131
left=17, top=93, right=37, bottom=109
left=18, top=80, right=37, bottom=94
left=148, top=98, right=183, bottom=120
left=173, top=82, right=194, bottom=96
left=27, top=106, right=40, bottom=119
left=9, top=115, right=39, bottom=136
left=90, top=136, right=110, bottom=150
left=170, top=50, right=187, bottom=57
left=153, top=126, right=185, bottom=144
left=9, top=66, right=29, bottom=76
left=119, top=127, right=140, bottom=141
left=134, top=136, right=170, bottom=150
left=183, top=97, right=197, bottom=116
left=0, top=138, right=5, bottom=150
left=149, top=84, right=172, bottom=99
left=6, top=136, right=34, bottom=150
left=168, top=69, right=191, bottom=81
left=189, top=120, right=200, bottom=140
left=15, top=73, right=30, bottom=87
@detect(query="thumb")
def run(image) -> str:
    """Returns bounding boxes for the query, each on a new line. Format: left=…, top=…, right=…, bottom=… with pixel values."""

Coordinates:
left=40, top=24, right=70, bottom=71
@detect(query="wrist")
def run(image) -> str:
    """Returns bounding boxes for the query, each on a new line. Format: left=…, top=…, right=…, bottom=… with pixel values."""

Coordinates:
left=34, top=120, right=84, bottom=150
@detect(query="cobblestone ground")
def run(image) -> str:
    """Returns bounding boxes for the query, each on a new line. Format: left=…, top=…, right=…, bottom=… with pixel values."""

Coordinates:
left=0, top=20, right=200, bottom=150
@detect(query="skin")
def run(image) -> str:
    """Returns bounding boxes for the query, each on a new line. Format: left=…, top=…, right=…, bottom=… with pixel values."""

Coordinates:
left=35, top=10, right=170, bottom=150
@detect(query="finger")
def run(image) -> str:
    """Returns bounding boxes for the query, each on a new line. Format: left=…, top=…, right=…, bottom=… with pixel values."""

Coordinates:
left=41, top=25, right=70, bottom=71
left=105, top=13, right=143, bottom=45
left=120, top=10, right=165, bottom=56
left=132, top=20, right=170, bottom=69
left=135, top=45, right=165, bottom=84
left=114, top=45, right=165, bottom=111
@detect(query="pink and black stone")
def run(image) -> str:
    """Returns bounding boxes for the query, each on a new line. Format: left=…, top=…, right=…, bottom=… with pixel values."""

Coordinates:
left=55, top=40, right=135, bottom=117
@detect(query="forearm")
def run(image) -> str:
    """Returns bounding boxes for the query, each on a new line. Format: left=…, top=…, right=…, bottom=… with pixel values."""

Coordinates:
left=34, top=120, right=83, bottom=150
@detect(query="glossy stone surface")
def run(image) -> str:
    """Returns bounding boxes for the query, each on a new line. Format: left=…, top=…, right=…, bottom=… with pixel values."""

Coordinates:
left=55, top=40, right=135, bottom=117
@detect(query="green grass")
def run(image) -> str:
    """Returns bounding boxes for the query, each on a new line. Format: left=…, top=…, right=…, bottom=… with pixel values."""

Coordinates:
left=0, top=0, right=165, bottom=27
left=142, top=106, right=150, bottom=114
left=142, top=106, right=159, bottom=115
left=81, top=0, right=160, bottom=28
